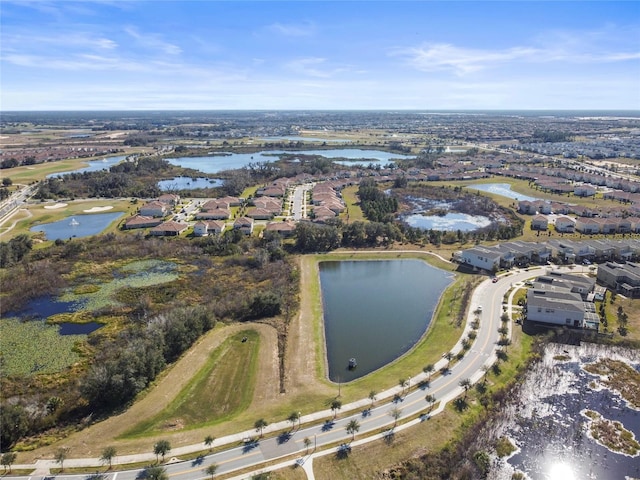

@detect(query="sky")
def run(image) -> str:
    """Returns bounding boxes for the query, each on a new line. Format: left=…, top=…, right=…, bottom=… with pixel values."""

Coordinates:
left=1, top=1, right=639, bottom=111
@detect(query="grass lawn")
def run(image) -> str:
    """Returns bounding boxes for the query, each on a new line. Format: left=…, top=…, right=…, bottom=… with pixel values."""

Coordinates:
left=1, top=157, right=114, bottom=185
left=123, top=330, right=261, bottom=437
left=339, top=185, right=364, bottom=223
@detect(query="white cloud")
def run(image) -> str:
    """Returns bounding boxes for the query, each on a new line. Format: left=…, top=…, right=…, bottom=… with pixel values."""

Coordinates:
left=124, top=26, right=182, bottom=55
left=267, top=21, right=315, bottom=37
left=393, top=29, right=640, bottom=76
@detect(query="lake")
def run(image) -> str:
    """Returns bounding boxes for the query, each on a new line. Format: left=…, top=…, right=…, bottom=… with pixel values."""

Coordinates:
left=166, top=148, right=415, bottom=173
left=47, top=155, right=127, bottom=178
left=158, top=176, right=223, bottom=191
left=31, top=212, right=124, bottom=240
left=319, top=259, right=453, bottom=382
left=467, top=183, right=539, bottom=202
left=260, top=136, right=353, bottom=143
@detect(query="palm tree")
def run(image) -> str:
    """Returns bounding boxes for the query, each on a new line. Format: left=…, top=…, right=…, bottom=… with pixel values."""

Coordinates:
left=100, top=446, right=117, bottom=469
left=398, top=378, right=408, bottom=397
left=204, top=435, right=215, bottom=452
left=204, top=463, right=218, bottom=479
left=423, top=364, right=434, bottom=381
left=55, top=447, right=69, bottom=472
left=345, top=419, right=360, bottom=442
left=425, top=394, right=436, bottom=411
left=388, top=407, right=402, bottom=428
left=254, top=418, right=268, bottom=437
left=153, top=440, right=171, bottom=463
left=303, top=437, right=312, bottom=454
left=368, top=390, right=377, bottom=407
left=330, top=399, right=342, bottom=419
left=144, top=465, right=168, bottom=480
left=444, top=352, right=454, bottom=370
left=459, top=378, right=472, bottom=397
left=1, top=452, right=17, bottom=473
left=288, top=411, right=300, bottom=430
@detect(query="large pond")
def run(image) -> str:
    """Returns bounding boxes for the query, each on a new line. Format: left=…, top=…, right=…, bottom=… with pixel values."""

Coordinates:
left=47, top=155, right=127, bottom=178
left=260, top=136, right=352, bottom=143
left=467, top=183, right=539, bottom=202
left=31, top=212, right=124, bottom=240
left=319, top=259, right=453, bottom=382
left=166, top=148, right=414, bottom=173
left=492, top=343, right=640, bottom=480
left=157, top=176, right=223, bottom=191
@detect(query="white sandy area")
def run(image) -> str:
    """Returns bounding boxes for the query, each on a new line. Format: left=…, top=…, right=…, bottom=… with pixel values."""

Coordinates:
left=44, top=203, right=68, bottom=209
left=83, top=206, right=114, bottom=213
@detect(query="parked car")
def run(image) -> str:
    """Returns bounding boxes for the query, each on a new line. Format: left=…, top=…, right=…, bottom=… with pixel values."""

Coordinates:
left=491, top=276, right=499, bottom=283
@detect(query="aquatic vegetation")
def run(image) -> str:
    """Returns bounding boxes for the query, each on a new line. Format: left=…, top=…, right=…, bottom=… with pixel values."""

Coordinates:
left=582, top=410, right=640, bottom=456
left=0, top=318, right=82, bottom=376
left=584, top=358, right=640, bottom=409
left=59, top=260, right=178, bottom=312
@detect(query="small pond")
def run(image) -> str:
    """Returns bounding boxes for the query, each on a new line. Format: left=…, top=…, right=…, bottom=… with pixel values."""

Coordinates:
left=319, top=259, right=453, bottom=382
left=467, top=183, right=539, bottom=202
left=166, top=148, right=414, bottom=173
left=47, top=155, right=127, bottom=178
left=3, top=296, right=102, bottom=336
left=157, top=176, right=223, bottom=191
left=31, top=212, right=124, bottom=240
left=403, top=212, right=492, bottom=231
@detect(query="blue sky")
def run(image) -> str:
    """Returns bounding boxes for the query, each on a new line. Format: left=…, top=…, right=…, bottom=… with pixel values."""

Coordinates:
left=1, top=1, right=639, bottom=110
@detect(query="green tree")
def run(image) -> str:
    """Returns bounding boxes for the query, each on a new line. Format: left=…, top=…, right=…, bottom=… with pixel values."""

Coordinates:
left=422, top=364, right=434, bottom=381
left=345, top=419, right=360, bottom=441
left=330, top=399, right=342, bottom=419
left=100, top=446, right=117, bottom=469
left=204, top=435, right=215, bottom=451
left=459, top=378, right=472, bottom=397
left=55, top=447, right=69, bottom=472
left=303, top=437, right=312, bottom=453
left=399, top=378, right=408, bottom=397
left=144, top=465, right=168, bottom=480
left=153, top=440, right=171, bottom=463
left=287, top=411, right=300, bottom=430
left=368, top=390, right=377, bottom=407
left=425, top=394, right=436, bottom=411
left=254, top=418, right=268, bottom=437
left=1, top=452, right=17, bottom=473
left=204, top=463, right=218, bottom=479
left=388, top=407, right=402, bottom=427
left=444, top=351, right=454, bottom=370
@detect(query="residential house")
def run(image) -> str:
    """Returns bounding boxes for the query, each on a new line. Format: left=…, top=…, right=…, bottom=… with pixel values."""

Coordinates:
left=139, top=200, right=167, bottom=218
left=234, top=216, right=254, bottom=235
left=264, top=220, right=297, bottom=237
left=459, top=247, right=502, bottom=272
left=597, top=262, right=640, bottom=298
left=554, top=216, right=576, bottom=233
left=531, top=215, right=548, bottom=231
left=123, top=215, right=163, bottom=230
left=149, top=221, right=188, bottom=236
left=575, top=218, right=601, bottom=234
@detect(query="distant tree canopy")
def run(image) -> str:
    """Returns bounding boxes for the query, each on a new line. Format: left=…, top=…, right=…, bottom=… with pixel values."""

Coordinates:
left=529, top=130, right=574, bottom=143
left=358, top=178, right=398, bottom=223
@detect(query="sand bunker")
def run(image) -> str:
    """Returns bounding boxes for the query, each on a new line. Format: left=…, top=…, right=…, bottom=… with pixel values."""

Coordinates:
left=44, top=203, right=68, bottom=210
left=83, top=206, right=114, bottom=213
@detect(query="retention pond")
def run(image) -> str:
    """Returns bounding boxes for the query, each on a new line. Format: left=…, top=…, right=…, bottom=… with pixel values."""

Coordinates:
left=319, top=259, right=453, bottom=382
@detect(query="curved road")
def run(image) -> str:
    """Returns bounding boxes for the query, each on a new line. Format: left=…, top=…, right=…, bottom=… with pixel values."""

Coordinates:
left=13, top=267, right=556, bottom=480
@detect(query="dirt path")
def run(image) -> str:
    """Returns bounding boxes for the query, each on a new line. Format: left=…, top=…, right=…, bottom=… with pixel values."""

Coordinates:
left=24, top=322, right=279, bottom=461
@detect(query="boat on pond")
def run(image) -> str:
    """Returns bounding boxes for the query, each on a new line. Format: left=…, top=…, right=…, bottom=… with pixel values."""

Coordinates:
left=348, top=358, right=357, bottom=369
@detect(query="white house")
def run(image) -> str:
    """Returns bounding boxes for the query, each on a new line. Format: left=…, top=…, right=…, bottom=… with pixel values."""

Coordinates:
left=460, top=247, right=502, bottom=272
left=555, top=216, right=576, bottom=233
left=139, top=201, right=167, bottom=218
left=531, top=215, right=548, bottom=231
